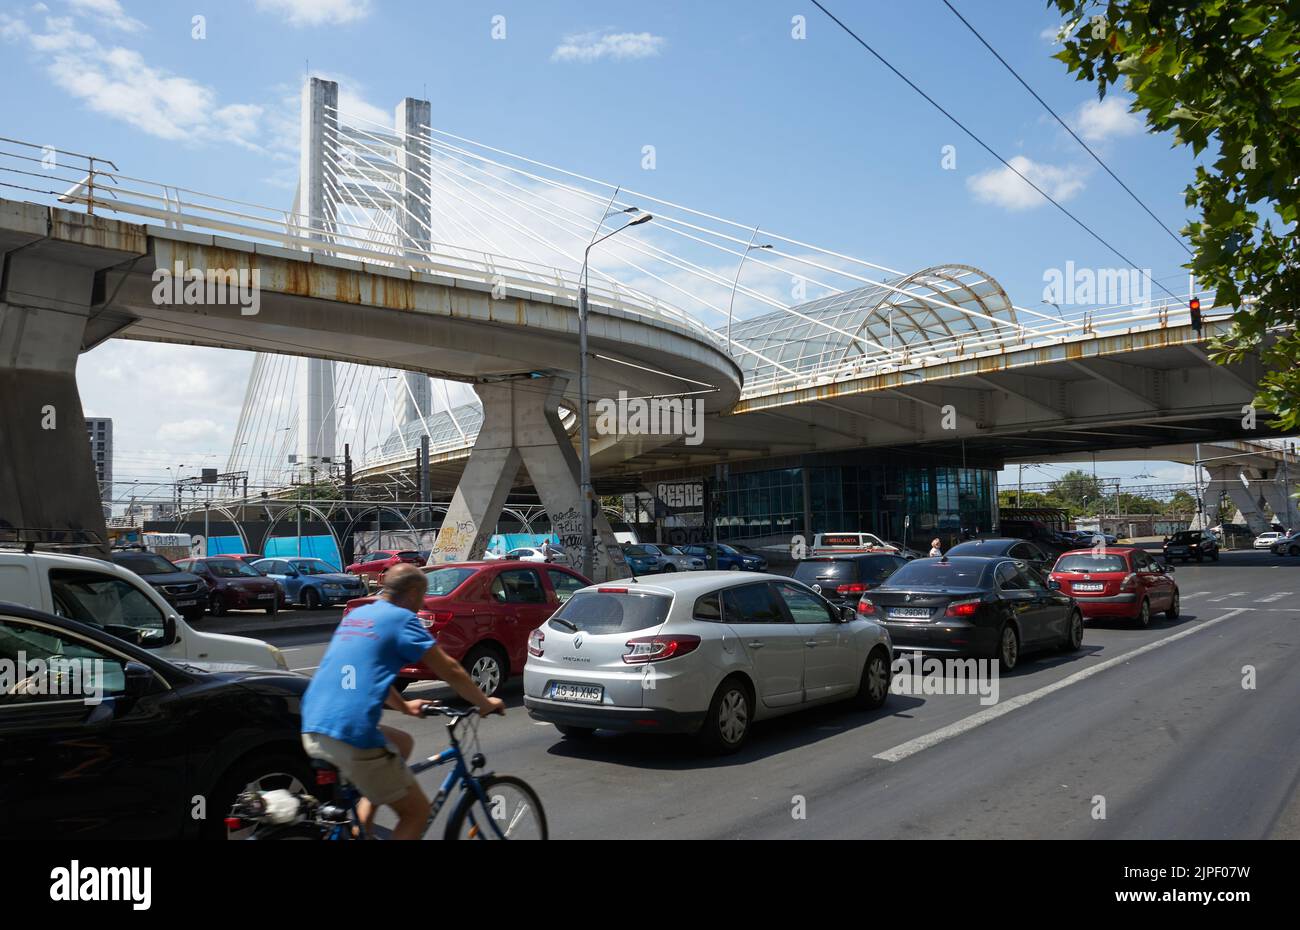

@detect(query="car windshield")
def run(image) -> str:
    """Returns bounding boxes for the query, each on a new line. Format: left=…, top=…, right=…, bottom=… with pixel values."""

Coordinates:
left=397, top=551, right=420, bottom=560
left=794, top=559, right=859, bottom=583
left=625, top=545, right=654, bottom=557
left=207, top=559, right=262, bottom=578
left=1170, top=532, right=1201, bottom=543
left=112, top=552, right=179, bottom=575
left=423, top=566, right=475, bottom=596
left=292, top=560, right=334, bottom=575
left=663, top=546, right=686, bottom=556
left=882, top=559, right=988, bottom=588
left=549, top=588, right=671, bottom=634
left=1055, top=554, right=1128, bottom=573
left=718, top=545, right=739, bottom=555
left=947, top=540, right=1009, bottom=556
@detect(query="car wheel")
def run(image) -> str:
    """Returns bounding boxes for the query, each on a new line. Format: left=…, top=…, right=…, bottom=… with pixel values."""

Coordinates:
left=209, top=752, right=315, bottom=840
left=555, top=724, right=596, bottom=739
left=696, top=677, right=753, bottom=754
left=302, top=587, right=320, bottom=610
left=209, top=593, right=227, bottom=617
left=264, top=602, right=278, bottom=616
left=1136, top=598, right=1151, bottom=628
left=1166, top=590, right=1180, bottom=619
left=661, top=564, right=677, bottom=572
left=997, top=623, right=1020, bottom=672
left=727, top=563, right=740, bottom=571
left=853, top=646, right=891, bottom=710
left=1061, top=609, right=1084, bottom=652
left=462, top=644, right=507, bottom=698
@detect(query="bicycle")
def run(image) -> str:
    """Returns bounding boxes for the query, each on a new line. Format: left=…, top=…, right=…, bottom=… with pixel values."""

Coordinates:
left=227, top=702, right=548, bottom=840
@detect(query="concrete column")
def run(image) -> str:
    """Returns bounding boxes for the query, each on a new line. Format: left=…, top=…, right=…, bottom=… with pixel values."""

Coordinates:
left=298, top=77, right=338, bottom=472
left=430, top=377, right=627, bottom=581
left=1257, top=476, right=1297, bottom=531
left=0, top=205, right=139, bottom=555
left=1212, top=466, right=1272, bottom=534
left=395, top=97, right=434, bottom=435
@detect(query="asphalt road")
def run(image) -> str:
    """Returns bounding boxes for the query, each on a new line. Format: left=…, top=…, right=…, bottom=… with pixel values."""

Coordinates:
left=266, top=548, right=1300, bottom=839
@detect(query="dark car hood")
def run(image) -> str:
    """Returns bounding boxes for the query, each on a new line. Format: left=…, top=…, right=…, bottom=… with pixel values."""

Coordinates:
left=136, top=570, right=205, bottom=586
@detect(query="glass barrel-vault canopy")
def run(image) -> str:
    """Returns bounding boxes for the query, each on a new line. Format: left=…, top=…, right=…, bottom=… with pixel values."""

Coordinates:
left=378, top=401, right=484, bottom=459
left=729, top=264, right=1018, bottom=391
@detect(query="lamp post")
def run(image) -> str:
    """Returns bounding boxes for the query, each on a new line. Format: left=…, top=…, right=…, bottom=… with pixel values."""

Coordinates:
left=579, top=208, right=652, bottom=578
left=726, top=228, right=774, bottom=352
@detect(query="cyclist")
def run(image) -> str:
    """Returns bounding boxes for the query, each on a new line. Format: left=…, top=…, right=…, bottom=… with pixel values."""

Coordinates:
left=301, top=563, right=505, bottom=840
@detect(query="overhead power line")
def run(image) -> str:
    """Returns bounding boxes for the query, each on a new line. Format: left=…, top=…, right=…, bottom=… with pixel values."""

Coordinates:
left=808, top=0, right=1182, bottom=302
left=939, top=0, right=1192, bottom=256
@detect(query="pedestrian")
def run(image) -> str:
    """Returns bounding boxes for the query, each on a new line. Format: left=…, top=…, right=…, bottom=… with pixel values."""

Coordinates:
left=929, top=538, right=942, bottom=558
left=540, top=537, right=556, bottom=563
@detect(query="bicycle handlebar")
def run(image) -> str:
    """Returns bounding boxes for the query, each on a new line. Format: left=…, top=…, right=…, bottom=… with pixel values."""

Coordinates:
left=418, top=701, right=503, bottom=719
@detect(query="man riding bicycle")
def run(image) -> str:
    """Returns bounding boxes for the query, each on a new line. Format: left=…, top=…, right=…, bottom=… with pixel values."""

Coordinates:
left=301, top=563, right=505, bottom=840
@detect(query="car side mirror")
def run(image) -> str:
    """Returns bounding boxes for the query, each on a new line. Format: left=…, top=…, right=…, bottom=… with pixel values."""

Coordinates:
left=839, top=605, right=856, bottom=623
left=163, top=614, right=177, bottom=645
left=122, top=661, right=156, bottom=700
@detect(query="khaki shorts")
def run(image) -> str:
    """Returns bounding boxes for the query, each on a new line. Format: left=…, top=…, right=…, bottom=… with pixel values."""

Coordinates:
left=302, top=732, right=418, bottom=807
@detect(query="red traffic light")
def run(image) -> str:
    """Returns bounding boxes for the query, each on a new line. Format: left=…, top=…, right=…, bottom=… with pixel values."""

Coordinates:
left=1189, top=297, right=1201, bottom=311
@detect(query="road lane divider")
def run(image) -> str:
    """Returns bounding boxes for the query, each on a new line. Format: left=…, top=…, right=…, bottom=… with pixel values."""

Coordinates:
left=873, top=608, right=1251, bottom=763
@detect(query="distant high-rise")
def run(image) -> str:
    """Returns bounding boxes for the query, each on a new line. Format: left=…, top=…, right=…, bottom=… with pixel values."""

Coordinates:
left=85, top=417, right=113, bottom=518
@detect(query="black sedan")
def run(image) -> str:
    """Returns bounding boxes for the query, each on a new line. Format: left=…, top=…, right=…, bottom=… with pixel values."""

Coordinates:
left=793, top=553, right=909, bottom=608
left=944, top=537, right=1055, bottom=574
left=111, top=548, right=209, bottom=623
left=1162, top=529, right=1220, bottom=563
left=0, top=602, right=316, bottom=839
left=857, top=556, right=1083, bottom=671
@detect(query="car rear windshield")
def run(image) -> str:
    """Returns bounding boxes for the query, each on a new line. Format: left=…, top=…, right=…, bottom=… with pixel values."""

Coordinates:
left=549, top=589, right=671, bottom=634
left=113, top=553, right=179, bottom=575
left=794, top=559, right=859, bottom=583
left=625, top=545, right=653, bottom=557
left=1055, top=554, right=1128, bottom=573
left=882, top=559, right=988, bottom=588
left=424, top=566, right=475, bottom=596
left=398, top=551, right=420, bottom=560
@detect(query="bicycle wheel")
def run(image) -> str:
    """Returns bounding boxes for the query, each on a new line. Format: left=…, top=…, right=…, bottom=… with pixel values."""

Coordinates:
left=444, top=774, right=548, bottom=840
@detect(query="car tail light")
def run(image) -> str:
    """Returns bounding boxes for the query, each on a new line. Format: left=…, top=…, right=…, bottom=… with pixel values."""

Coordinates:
left=528, top=629, right=545, bottom=657
left=1119, top=573, right=1138, bottom=592
left=836, top=582, right=867, bottom=595
left=945, top=598, right=980, bottom=617
left=599, top=587, right=628, bottom=593
left=416, top=609, right=454, bottom=628
left=857, top=596, right=876, bottom=615
left=623, top=634, right=701, bottom=664
left=224, top=817, right=244, bottom=830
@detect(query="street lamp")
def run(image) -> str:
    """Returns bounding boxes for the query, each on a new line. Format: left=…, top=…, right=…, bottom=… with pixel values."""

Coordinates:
left=579, top=208, right=652, bottom=578
left=726, top=228, right=774, bottom=352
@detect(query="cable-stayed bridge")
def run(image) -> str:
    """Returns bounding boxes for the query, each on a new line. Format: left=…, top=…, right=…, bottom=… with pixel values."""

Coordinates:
left=0, top=78, right=1283, bottom=573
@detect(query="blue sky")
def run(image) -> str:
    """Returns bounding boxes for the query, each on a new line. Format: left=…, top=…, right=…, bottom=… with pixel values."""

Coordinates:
left=1, top=0, right=1215, bottom=497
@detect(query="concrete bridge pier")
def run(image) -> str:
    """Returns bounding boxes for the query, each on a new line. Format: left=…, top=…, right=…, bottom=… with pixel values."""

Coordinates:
left=430, top=376, right=627, bottom=581
left=1210, top=466, right=1273, bottom=534
left=1255, top=472, right=1299, bottom=530
left=0, top=205, right=141, bottom=554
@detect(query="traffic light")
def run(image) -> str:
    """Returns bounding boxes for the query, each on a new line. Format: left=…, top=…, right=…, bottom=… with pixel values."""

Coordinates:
left=1189, top=297, right=1202, bottom=332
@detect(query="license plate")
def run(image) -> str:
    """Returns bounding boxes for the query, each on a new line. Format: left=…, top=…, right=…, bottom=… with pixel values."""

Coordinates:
left=1073, top=583, right=1104, bottom=592
left=550, top=682, right=603, bottom=704
left=257, top=593, right=276, bottom=600
left=889, top=607, right=931, bottom=620
left=176, top=599, right=198, bottom=607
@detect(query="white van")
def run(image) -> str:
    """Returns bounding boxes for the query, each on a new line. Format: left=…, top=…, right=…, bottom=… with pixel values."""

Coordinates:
left=0, top=549, right=289, bottom=671
left=810, top=532, right=897, bottom=556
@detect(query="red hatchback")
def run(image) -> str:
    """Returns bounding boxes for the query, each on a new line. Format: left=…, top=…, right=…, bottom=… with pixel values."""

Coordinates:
left=340, top=560, right=591, bottom=697
left=345, top=549, right=424, bottom=582
left=1049, top=547, right=1179, bottom=627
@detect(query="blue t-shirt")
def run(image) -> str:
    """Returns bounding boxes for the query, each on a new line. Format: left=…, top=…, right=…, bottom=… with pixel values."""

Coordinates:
left=301, top=599, right=435, bottom=749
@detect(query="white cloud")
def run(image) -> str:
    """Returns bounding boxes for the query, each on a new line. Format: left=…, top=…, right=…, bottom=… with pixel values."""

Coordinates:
left=156, top=418, right=227, bottom=444
left=66, top=0, right=145, bottom=32
left=256, top=0, right=372, bottom=27
left=1075, top=95, right=1142, bottom=143
left=967, top=155, right=1087, bottom=211
left=551, top=30, right=665, bottom=63
left=3, top=10, right=265, bottom=150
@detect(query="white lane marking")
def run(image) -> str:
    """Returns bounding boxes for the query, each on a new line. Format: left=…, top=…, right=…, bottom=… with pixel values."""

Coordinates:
left=873, top=608, right=1251, bottom=763
left=1257, top=591, right=1292, bottom=603
left=1181, top=591, right=1211, bottom=599
left=1208, top=591, right=1247, bottom=602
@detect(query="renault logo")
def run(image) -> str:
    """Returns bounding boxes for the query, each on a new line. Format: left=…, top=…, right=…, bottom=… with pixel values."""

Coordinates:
left=574, top=634, right=583, bottom=650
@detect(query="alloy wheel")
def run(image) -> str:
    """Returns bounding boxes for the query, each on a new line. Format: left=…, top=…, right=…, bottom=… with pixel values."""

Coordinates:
left=717, top=688, right=749, bottom=744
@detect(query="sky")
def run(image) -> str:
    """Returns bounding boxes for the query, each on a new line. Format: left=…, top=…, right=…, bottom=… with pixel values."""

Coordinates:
left=0, top=0, right=1228, bottom=503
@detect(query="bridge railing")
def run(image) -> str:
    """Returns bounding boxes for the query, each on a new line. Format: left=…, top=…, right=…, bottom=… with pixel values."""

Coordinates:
left=0, top=138, right=727, bottom=353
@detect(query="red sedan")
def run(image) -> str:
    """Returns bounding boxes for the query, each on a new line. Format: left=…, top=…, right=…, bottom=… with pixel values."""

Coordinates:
left=341, top=560, right=591, bottom=697
left=1049, top=547, right=1178, bottom=627
left=345, top=549, right=424, bottom=582
left=175, top=556, right=285, bottom=615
